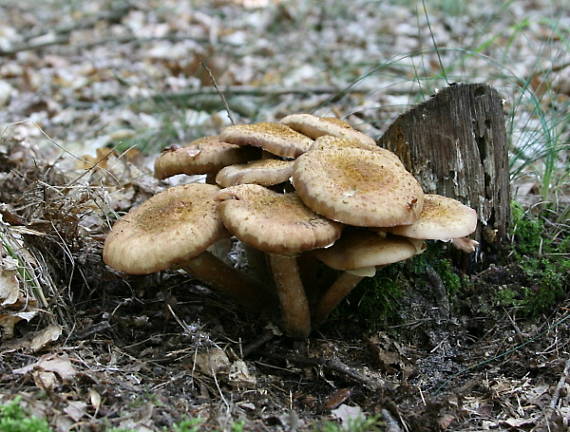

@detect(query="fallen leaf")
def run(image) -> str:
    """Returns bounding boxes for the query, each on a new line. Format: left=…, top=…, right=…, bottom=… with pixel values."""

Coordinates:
left=0, top=266, right=19, bottom=306
left=228, top=360, right=257, bottom=387
left=14, top=355, right=77, bottom=382
left=0, top=310, right=37, bottom=338
left=89, top=388, right=101, bottom=413
left=323, top=388, right=352, bottom=411
left=32, top=370, right=58, bottom=391
left=195, top=347, right=230, bottom=376
left=501, top=417, right=536, bottom=427
left=30, top=324, right=62, bottom=352
left=64, top=401, right=88, bottom=422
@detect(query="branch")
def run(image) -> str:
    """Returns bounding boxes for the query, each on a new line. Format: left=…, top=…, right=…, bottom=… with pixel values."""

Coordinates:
left=147, top=85, right=377, bottom=99
left=23, top=3, right=134, bottom=41
left=262, top=350, right=389, bottom=391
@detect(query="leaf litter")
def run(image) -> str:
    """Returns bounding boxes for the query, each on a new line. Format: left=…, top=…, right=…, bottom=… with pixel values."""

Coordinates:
left=0, top=0, right=569, bottom=430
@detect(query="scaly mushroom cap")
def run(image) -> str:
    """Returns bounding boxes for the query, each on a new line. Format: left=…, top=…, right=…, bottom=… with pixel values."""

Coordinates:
left=314, top=230, right=420, bottom=270
left=103, top=183, right=227, bottom=274
left=388, top=194, right=478, bottom=240
left=310, top=135, right=404, bottom=168
left=280, top=113, right=377, bottom=148
left=216, top=184, right=342, bottom=255
left=154, top=136, right=258, bottom=180
left=220, top=122, right=313, bottom=159
left=215, top=158, right=294, bottom=188
left=292, top=146, right=424, bottom=227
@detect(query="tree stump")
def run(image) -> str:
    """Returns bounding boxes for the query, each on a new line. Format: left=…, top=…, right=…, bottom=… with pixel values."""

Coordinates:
left=378, top=83, right=510, bottom=265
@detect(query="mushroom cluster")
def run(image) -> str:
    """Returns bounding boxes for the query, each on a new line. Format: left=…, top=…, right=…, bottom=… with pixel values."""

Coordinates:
left=103, top=114, right=478, bottom=338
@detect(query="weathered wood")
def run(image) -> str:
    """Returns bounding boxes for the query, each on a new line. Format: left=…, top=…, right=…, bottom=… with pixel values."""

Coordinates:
left=378, top=83, right=510, bottom=260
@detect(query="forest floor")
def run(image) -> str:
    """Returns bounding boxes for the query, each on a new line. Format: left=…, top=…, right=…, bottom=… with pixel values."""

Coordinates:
left=0, top=0, right=569, bottom=431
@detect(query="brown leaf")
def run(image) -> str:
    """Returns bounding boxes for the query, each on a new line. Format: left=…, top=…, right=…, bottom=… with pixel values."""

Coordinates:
left=194, top=347, right=230, bottom=376
left=323, top=388, right=352, bottom=411
left=64, top=401, right=88, bottom=422
left=30, top=324, right=62, bottom=352
left=0, top=310, right=37, bottom=339
left=0, top=264, right=20, bottom=306
left=14, top=355, right=77, bottom=382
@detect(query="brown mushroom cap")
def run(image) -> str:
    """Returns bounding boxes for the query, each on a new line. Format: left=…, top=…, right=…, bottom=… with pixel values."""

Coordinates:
left=154, top=136, right=258, bottom=180
left=314, top=230, right=419, bottom=271
left=215, top=158, right=294, bottom=188
left=388, top=194, right=478, bottom=240
left=219, top=122, right=313, bottom=159
left=280, top=113, right=377, bottom=147
left=103, top=183, right=227, bottom=274
left=310, top=135, right=405, bottom=168
left=216, top=184, right=342, bottom=255
left=292, top=146, right=424, bottom=227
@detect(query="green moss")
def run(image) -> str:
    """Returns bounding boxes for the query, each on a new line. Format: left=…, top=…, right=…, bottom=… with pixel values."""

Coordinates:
left=511, top=202, right=544, bottom=256
left=0, top=398, right=51, bottom=432
left=335, top=263, right=407, bottom=328
left=411, top=244, right=463, bottom=295
left=505, top=201, right=570, bottom=316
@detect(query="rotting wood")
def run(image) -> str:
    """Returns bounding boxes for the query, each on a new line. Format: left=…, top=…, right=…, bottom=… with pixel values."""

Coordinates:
left=378, top=83, right=511, bottom=264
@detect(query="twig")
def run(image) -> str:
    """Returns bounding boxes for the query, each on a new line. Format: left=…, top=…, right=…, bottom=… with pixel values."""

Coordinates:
left=549, top=358, right=570, bottom=410
left=433, top=312, right=570, bottom=394
left=262, top=351, right=388, bottom=391
left=0, top=36, right=70, bottom=56
left=74, top=35, right=231, bottom=50
left=148, top=85, right=377, bottom=99
left=1, top=34, right=236, bottom=56
left=69, top=320, right=112, bottom=340
left=201, top=61, right=235, bottom=125
left=242, top=330, right=276, bottom=357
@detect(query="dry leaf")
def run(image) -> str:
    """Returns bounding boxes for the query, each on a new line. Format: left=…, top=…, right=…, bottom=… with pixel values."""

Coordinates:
left=0, top=310, right=37, bottom=338
left=14, top=355, right=77, bottom=383
left=195, top=347, right=230, bottom=376
left=228, top=360, right=257, bottom=387
left=30, top=324, right=62, bottom=352
left=501, top=417, right=536, bottom=428
left=0, top=264, right=19, bottom=306
left=64, top=401, right=88, bottom=422
left=323, top=388, right=352, bottom=411
left=89, top=388, right=102, bottom=413
left=32, top=370, right=58, bottom=391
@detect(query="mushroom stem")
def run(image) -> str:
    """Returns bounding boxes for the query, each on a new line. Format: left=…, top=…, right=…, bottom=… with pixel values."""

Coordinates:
left=177, top=251, right=273, bottom=310
left=268, top=254, right=311, bottom=338
left=313, top=272, right=364, bottom=325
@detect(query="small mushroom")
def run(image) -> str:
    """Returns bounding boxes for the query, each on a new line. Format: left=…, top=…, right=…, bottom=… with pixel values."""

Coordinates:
left=103, top=183, right=270, bottom=309
left=215, top=158, right=294, bottom=188
left=216, top=184, right=342, bottom=337
left=220, top=122, right=314, bottom=159
left=313, top=230, right=423, bottom=324
left=154, top=136, right=258, bottom=181
left=280, top=113, right=377, bottom=148
left=292, top=145, right=424, bottom=227
left=386, top=194, right=478, bottom=250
